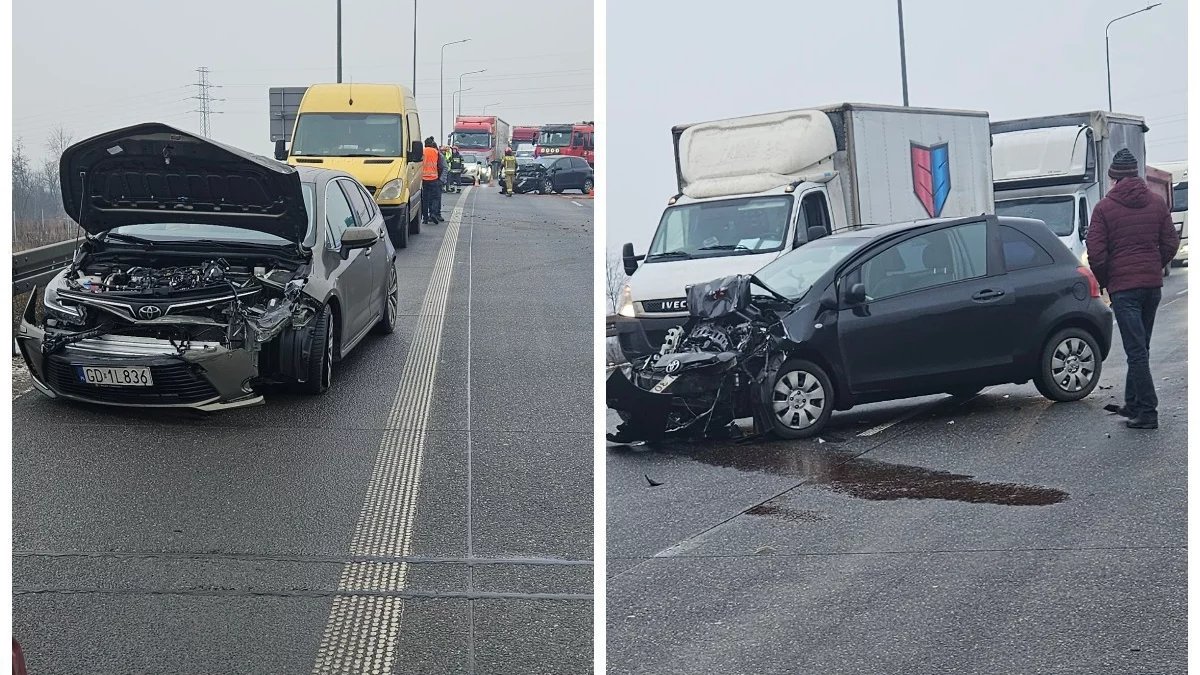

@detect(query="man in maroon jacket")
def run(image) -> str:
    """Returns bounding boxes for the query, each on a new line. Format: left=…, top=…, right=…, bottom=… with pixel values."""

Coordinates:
left=1085, top=149, right=1181, bottom=429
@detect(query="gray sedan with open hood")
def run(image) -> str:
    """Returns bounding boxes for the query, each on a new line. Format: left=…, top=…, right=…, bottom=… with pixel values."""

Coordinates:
left=17, top=123, right=402, bottom=410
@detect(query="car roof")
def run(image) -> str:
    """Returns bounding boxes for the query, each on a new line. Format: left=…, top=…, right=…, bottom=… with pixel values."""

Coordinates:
left=825, top=216, right=968, bottom=241
left=296, top=164, right=359, bottom=184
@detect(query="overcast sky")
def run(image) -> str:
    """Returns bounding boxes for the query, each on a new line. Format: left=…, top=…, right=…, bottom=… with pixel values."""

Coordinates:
left=13, top=0, right=593, bottom=159
left=606, top=0, right=1188, bottom=253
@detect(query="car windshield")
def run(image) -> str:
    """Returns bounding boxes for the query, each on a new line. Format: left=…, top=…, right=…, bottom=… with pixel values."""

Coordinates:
left=995, top=196, right=1075, bottom=237
left=291, top=113, right=403, bottom=157
left=452, top=131, right=491, bottom=149
left=646, top=195, right=794, bottom=260
left=539, top=130, right=572, bottom=147
left=754, top=236, right=872, bottom=300
left=1173, top=182, right=1188, bottom=212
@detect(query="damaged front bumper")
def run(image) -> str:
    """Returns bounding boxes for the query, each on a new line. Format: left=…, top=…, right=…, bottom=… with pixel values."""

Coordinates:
left=16, top=292, right=265, bottom=411
left=606, top=367, right=676, bottom=443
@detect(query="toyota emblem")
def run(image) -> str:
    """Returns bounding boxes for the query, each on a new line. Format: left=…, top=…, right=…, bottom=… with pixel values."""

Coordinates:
left=138, top=305, right=162, bottom=320
left=666, top=359, right=680, bottom=373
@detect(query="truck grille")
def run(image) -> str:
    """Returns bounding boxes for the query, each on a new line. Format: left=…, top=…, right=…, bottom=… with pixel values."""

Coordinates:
left=45, top=359, right=220, bottom=405
left=640, top=298, right=689, bottom=313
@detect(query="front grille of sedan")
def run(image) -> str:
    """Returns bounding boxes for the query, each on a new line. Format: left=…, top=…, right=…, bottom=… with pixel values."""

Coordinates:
left=44, top=359, right=219, bottom=405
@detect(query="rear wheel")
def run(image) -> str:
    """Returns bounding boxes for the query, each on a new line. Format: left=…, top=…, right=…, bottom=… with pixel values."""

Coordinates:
left=766, top=359, right=834, bottom=439
left=299, top=305, right=334, bottom=395
left=582, top=178, right=594, bottom=195
left=374, top=263, right=399, bottom=335
left=1034, top=328, right=1101, bottom=402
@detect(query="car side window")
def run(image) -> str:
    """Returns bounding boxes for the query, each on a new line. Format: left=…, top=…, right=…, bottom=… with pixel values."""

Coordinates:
left=325, top=181, right=356, bottom=247
left=572, top=157, right=588, bottom=169
left=360, top=184, right=379, bottom=220
left=339, top=179, right=372, bottom=227
left=859, top=221, right=988, bottom=300
left=1000, top=225, right=1054, bottom=271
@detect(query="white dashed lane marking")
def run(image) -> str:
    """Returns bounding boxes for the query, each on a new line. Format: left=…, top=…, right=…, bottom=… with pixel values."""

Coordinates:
left=310, top=188, right=469, bottom=675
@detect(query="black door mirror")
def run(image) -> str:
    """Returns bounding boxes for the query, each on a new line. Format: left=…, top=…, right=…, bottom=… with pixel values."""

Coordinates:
left=339, top=226, right=379, bottom=259
left=807, top=225, right=829, bottom=241
left=274, top=140, right=288, bottom=162
left=409, top=141, right=424, bottom=162
left=843, top=282, right=867, bottom=305
left=622, top=242, right=641, bottom=276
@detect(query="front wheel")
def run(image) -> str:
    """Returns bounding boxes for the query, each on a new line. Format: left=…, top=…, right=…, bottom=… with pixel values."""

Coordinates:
left=1033, top=328, right=1101, bottom=402
left=407, top=204, right=421, bottom=236
left=765, top=359, right=834, bottom=439
left=582, top=178, right=594, bottom=195
left=387, top=214, right=409, bottom=250
left=299, top=305, right=334, bottom=395
left=540, top=178, right=553, bottom=195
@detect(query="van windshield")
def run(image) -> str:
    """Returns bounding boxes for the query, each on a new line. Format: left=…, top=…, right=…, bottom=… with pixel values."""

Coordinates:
left=995, top=196, right=1075, bottom=237
left=452, top=131, right=491, bottom=149
left=645, top=195, right=793, bottom=262
left=292, top=113, right=403, bottom=157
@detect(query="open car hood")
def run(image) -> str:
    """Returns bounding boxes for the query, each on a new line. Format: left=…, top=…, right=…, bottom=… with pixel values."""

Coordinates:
left=60, top=123, right=308, bottom=243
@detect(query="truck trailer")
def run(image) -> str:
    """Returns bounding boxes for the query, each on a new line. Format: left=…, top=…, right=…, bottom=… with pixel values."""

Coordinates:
left=614, top=102, right=994, bottom=358
left=450, top=116, right=511, bottom=177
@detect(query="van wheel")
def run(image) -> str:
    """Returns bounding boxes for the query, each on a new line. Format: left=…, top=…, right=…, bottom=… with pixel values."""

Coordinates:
left=299, top=305, right=334, bottom=395
left=1034, top=328, right=1101, bottom=402
left=1163, top=264, right=1171, bottom=277
left=407, top=205, right=421, bottom=236
left=387, top=214, right=409, bottom=249
left=765, top=359, right=834, bottom=439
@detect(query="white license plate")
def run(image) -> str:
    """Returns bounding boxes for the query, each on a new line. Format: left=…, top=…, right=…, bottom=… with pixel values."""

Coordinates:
left=76, top=366, right=154, bottom=387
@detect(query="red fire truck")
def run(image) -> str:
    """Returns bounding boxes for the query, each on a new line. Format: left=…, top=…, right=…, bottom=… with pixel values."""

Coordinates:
left=535, top=122, right=594, bottom=165
left=450, top=115, right=511, bottom=176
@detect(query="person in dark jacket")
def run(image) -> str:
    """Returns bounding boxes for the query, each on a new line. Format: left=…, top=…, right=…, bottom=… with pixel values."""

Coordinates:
left=1085, top=148, right=1181, bottom=429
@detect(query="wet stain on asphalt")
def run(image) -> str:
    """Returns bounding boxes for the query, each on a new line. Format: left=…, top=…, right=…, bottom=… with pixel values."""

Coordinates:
left=745, top=502, right=828, bottom=522
left=669, top=443, right=1068, bottom=507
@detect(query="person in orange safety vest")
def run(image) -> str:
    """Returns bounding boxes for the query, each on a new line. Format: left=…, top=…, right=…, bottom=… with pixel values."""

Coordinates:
left=422, top=137, right=446, bottom=224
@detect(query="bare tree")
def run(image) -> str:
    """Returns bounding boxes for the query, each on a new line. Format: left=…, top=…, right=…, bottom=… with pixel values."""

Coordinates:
left=43, top=126, right=74, bottom=214
left=605, top=253, right=627, bottom=314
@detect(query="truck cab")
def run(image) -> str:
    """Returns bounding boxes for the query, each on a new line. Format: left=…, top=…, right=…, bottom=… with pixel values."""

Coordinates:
left=271, top=83, right=424, bottom=250
left=536, top=123, right=594, bottom=165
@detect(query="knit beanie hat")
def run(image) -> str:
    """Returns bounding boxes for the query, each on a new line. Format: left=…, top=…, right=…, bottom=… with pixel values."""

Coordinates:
left=1109, top=148, right=1139, bottom=179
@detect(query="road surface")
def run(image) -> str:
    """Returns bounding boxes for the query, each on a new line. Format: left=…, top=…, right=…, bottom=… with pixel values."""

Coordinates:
left=606, top=270, right=1188, bottom=675
left=13, top=186, right=594, bottom=674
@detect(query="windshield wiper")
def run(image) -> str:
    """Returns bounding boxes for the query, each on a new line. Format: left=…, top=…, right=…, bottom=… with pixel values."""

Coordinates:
left=101, top=232, right=156, bottom=248
left=698, top=244, right=752, bottom=252
left=646, top=250, right=692, bottom=260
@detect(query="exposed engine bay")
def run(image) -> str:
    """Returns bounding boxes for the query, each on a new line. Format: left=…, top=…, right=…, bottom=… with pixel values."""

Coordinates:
left=607, top=275, right=795, bottom=443
left=33, top=247, right=320, bottom=383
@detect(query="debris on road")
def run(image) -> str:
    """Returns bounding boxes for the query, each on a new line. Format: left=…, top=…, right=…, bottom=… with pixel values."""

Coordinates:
left=644, top=474, right=664, bottom=487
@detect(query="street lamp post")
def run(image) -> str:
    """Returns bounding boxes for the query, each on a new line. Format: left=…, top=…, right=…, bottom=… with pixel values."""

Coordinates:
left=411, top=0, right=417, bottom=95
left=482, top=102, right=501, bottom=115
left=1106, top=3, right=1160, bottom=111
left=440, top=39, right=469, bottom=143
left=452, top=87, right=473, bottom=123
left=336, top=0, right=342, bottom=83
left=897, top=0, right=909, bottom=106
left=456, top=68, right=486, bottom=120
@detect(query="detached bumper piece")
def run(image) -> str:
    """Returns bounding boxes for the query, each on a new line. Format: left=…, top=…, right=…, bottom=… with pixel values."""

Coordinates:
left=606, top=368, right=674, bottom=444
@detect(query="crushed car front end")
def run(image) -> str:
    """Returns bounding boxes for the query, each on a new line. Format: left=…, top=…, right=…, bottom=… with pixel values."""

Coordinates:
left=18, top=253, right=322, bottom=411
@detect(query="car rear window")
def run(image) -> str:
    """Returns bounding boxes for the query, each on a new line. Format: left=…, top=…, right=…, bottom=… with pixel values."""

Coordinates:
left=1000, top=225, right=1054, bottom=271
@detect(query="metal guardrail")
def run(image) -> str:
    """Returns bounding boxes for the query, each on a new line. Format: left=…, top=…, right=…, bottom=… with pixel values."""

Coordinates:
left=13, top=240, right=76, bottom=295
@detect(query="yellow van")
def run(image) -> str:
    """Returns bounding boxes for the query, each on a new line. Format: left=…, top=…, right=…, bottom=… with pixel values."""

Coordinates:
left=275, top=83, right=425, bottom=249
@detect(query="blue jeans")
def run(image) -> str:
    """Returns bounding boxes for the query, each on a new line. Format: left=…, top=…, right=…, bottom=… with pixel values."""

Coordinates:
left=1109, top=287, right=1162, bottom=419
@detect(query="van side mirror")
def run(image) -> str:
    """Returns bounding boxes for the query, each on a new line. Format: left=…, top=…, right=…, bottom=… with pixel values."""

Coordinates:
left=622, top=242, right=642, bottom=276
left=409, top=141, right=424, bottom=162
left=274, top=140, right=288, bottom=162
left=843, top=282, right=867, bottom=305
left=807, top=225, right=829, bottom=241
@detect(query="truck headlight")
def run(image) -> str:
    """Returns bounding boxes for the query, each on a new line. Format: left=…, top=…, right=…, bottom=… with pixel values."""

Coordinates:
left=617, top=284, right=636, bottom=318
left=43, top=284, right=85, bottom=325
left=378, top=178, right=405, bottom=201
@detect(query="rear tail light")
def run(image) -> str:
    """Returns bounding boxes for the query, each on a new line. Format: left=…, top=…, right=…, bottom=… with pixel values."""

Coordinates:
left=1077, top=266, right=1101, bottom=298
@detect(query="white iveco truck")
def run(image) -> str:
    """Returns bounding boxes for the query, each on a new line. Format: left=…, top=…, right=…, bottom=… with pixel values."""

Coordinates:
left=614, top=102, right=995, bottom=357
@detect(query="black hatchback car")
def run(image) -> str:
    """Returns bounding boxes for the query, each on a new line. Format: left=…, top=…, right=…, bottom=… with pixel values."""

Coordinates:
left=607, top=215, right=1114, bottom=442
left=515, top=156, right=594, bottom=194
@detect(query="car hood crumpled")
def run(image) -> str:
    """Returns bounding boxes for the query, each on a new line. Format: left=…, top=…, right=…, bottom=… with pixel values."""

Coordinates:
left=60, top=122, right=309, bottom=243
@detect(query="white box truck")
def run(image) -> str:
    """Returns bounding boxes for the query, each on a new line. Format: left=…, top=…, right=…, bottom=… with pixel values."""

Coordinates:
left=614, top=102, right=994, bottom=357
left=991, top=111, right=1149, bottom=262
left=1153, top=160, right=1188, bottom=268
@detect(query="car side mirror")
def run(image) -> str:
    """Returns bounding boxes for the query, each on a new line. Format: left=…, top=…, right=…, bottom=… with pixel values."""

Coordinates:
left=409, top=141, right=424, bottom=162
left=622, top=242, right=643, bottom=276
left=340, top=226, right=379, bottom=259
left=274, top=140, right=288, bottom=162
left=843, top=282, right=867, bottom=305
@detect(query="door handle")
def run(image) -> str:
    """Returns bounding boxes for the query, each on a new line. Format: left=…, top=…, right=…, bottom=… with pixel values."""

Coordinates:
left=971, top=289, right=1004, bottom=301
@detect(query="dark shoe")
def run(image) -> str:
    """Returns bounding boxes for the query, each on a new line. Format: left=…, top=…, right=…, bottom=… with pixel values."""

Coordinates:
left=1126, top=416, right=1158, bottom=429
left=1103, top=404, right=1135, bottom=418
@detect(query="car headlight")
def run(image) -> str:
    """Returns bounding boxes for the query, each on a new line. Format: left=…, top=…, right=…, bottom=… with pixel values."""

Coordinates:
left=43, top=283, right=85, bottom=325
left=617, top=284, right=636, bottom=318
left=378, top=178, right=405, bottom=201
